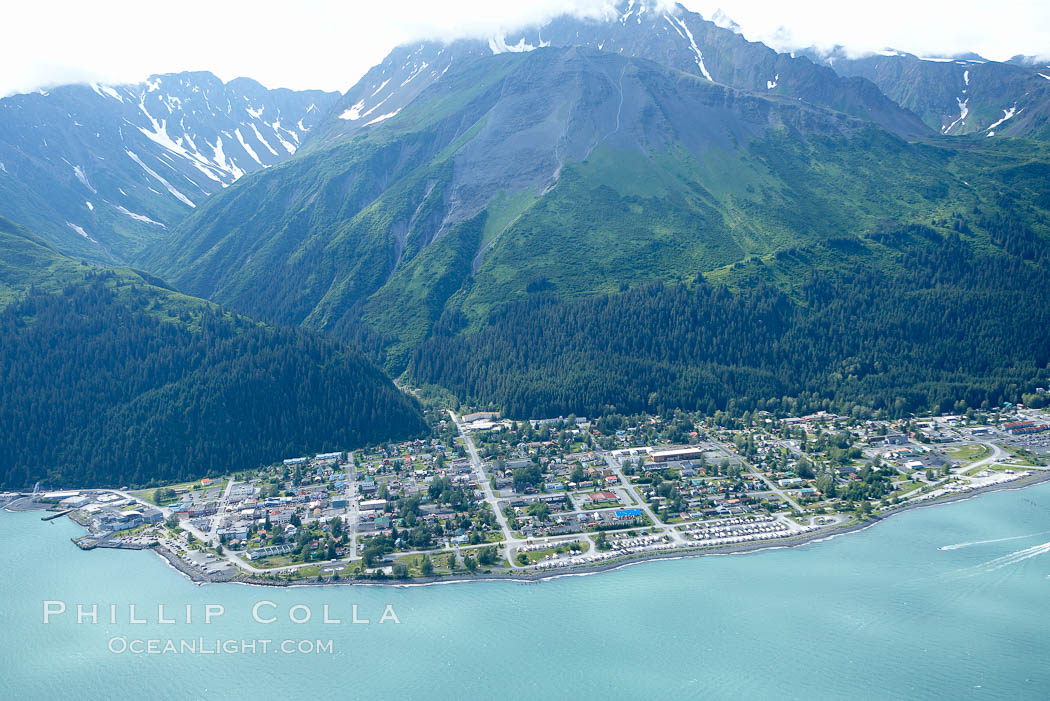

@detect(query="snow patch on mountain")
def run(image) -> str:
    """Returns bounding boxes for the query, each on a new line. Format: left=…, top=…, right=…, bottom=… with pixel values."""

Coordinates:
left=270, top=121, right=297, bottom=154
left=943, top=97, right=969, bottom=134
left=364, top=108, right=402, bottom=126
left=90, top=83, right=124, bottom=102
left=66, top=221, right=96, bottom=243
left=767, top=74, right=779, bottom=89
left=985, top=105, right=1019, bottom=132
left=234, top=128, right=263, bottom=166
left=665, top=14, right=713, bottom=81
left=125, top=150, right=195, bottom=207
left=399, top=62, right=430, bottom=87
left=249, top=122, right=280, bottom=156
left=73, top=164, right=95, bottom=193
left=210, top=136, right=244, bottom=180
left=340, top=100, right=366, bottom=120
left=111, top=203, right=166, bottom=227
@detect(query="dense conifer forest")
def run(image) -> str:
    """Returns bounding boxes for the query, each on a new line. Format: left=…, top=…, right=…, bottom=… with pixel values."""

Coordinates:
left=409, top=227, right=1050, bottom=419
left=0, top=277, right=425, bottom=489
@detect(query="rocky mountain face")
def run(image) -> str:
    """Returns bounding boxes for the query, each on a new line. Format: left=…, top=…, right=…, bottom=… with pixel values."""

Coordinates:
left=0, top=72, right=338, bottom=261
left=806, top=48, right=1050, bottom=138
left=314, top=1, right=929, bottom=146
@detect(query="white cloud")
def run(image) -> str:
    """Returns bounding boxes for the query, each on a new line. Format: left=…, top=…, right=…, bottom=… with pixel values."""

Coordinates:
left=1, top=0, right=1047, bottom=98
left=690, top=0, right=1050, bottom=62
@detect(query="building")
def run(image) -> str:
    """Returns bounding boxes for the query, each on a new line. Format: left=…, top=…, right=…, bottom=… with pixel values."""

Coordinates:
left=246, top=544, right=294, bottom=561
left=40, top=491, right=80, bottom=503
left=870, top=433, right=909, bottom=446
left=648, top=448, right=705, bottom=463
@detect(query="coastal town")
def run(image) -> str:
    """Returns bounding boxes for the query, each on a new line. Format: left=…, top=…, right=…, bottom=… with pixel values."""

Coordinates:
left=5, top=403, right=1050, bottom=584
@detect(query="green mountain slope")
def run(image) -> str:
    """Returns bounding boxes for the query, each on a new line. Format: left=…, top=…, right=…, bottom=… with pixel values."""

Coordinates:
left=148, top=49, right=968, bottom=366
left=144, top=47, right=1050, bottom=420
left=0, top=216, right=93, bottom=303
left=0, top=227, right=425, bottom=489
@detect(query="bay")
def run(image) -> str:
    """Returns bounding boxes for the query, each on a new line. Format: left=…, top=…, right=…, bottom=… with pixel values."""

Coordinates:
left=3, top=483, right=1050, bottom=699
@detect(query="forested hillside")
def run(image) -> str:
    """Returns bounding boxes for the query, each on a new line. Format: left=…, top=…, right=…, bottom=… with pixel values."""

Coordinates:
left=0, top=275, right=425, bottom=489
left=410, top=225, right=1050, bottom=418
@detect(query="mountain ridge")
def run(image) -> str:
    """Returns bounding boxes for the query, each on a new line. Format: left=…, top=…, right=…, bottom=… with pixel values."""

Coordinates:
left=0, top=71, right=339, bottom=262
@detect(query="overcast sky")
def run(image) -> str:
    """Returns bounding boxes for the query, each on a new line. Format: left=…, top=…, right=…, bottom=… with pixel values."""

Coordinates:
left=4, top=0, right=1048, bottom=97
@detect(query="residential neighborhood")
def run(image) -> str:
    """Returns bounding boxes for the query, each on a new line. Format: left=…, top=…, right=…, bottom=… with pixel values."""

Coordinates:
left=13, top=402, right=1050, bottom=583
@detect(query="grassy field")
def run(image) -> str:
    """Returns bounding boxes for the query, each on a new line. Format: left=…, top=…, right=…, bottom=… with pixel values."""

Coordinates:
left=944, top=444, right=991, bottom=464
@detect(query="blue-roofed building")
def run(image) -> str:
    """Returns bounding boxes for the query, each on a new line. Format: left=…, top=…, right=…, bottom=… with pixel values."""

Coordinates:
left=615, top=508, right=643, bottom=519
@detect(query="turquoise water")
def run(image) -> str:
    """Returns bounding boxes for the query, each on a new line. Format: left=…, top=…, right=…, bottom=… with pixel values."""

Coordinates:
left=3, top=484, right=1050, bottom=699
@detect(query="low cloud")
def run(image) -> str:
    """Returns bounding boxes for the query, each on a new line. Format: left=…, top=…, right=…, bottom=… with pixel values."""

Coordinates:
left=1, top=0, right=1047, bottom=98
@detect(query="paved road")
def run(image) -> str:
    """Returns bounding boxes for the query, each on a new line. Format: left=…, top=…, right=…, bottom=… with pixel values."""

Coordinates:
left=602, top=452, right=667, bottom=529
left=736, top=455, right=805, bottom=513
left=449, top=411, right=521, bottom=566
left=206, top=476, right=236, bottom=544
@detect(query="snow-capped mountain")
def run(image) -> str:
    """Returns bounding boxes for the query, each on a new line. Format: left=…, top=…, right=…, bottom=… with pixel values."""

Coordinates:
left=0, top=72, right=338, bottom=260
left=314, top=1, right=928, bottom=145
left=805, top=47, right=1050, bottom=138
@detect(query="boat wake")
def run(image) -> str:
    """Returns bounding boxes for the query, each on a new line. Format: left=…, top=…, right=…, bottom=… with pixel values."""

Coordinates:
left=957, top=539, right=1050, bottom=577
left=939, top=532, right=1048, bottom=551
